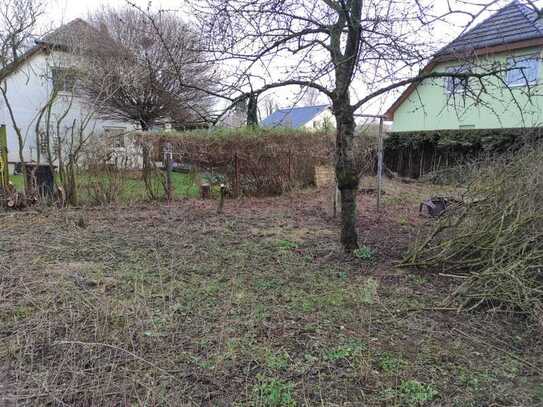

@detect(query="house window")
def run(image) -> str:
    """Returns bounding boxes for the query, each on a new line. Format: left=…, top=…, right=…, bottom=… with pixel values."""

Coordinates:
left=104, top=127, right=126, bottom=148
left=506, top=55, right=540, bottom=87
left=444, top=66, right=470, bottom=94
left=38, top=129, right=59, bottom=155
left=39, top=132, right=49, bottom=155
left=51, top=68, right=78, bottom=92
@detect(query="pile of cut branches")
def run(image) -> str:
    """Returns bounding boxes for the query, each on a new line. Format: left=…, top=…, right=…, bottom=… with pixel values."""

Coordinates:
left=404, top=145, right=543, bottom=321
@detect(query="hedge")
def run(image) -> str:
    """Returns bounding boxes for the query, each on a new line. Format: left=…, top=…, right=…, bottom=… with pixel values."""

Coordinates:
left=384, top=127, right=543, bottom=178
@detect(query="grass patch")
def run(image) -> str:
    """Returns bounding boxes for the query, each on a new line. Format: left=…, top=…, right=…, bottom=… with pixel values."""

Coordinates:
left=9, top=171, right=200, bottom=202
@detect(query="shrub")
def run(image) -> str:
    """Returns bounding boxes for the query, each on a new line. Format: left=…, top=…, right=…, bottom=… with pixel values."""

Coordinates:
left=82, top=164, right=127, bottom=205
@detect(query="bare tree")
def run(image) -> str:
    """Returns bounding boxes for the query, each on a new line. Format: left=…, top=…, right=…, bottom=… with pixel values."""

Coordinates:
left=80, top=7, right=216, bottom=131
left=302, top=86, right=324, bottom=106
left=0, top=0, right=45, bottom=192
left=260, top=94, right=278, bottom=119
left=0, top=0, right=44, bottom=64
left=179, top=0, right=529, bottom=252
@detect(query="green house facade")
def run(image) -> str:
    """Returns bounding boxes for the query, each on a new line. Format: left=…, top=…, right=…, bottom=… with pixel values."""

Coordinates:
left=387, top=1, right=543, bottom=132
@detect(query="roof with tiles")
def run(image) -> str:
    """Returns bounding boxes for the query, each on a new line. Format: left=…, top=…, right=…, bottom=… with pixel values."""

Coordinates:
left=437, top=0, right=543, bottom=57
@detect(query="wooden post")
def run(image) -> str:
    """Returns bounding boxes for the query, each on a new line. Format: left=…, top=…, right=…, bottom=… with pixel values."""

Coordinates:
left=288, top=150, right=292, bottom=183
left=217, top=183, right=225, bottom=214
left=333, top=182, right=341, bottom=218
left=234, top=153, right=240, bottom=198
left=0, top=125, right=8, bottom=192
left=201, top=183, right=211, bottom=199
left=166, top=157, right=173, bottom=202
left=164, top=142, right=173, bottom=202
left=376, top=117, right=384, bottom=212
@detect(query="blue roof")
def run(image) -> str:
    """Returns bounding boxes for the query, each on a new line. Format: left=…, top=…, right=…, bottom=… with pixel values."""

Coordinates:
left=261, top=105, right=329, bottom=128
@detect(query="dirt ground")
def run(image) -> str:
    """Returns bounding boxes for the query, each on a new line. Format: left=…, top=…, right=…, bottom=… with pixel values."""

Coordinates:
left=0, top=178, right=542, bottom=406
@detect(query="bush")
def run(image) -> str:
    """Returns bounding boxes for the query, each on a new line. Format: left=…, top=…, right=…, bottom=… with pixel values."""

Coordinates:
left=404, top=144, right=543, bottom=323
left=141, top=128, right=335, bottom=197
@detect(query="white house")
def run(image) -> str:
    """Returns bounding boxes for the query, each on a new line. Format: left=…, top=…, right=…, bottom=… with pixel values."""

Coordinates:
left=0, top=19, right=135, bottom=174
left=261, top=105, right=336, bottom=130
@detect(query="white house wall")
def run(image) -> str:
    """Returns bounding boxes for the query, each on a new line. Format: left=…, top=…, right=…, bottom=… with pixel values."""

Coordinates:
left=0, top=49, right=133, bottom=170
left=303, top=109, right=336, bottom=130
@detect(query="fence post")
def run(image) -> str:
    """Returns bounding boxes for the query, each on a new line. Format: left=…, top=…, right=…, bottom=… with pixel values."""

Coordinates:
left=288, top=149, right=292, bottom=184
left=164, top=142, right=173, bottom=202
left=217, top=183, right=225, bottom=214
left=0, top=125, right=9, bottom=191
left=166, top=157, right=173, bottom=202
left=376, top=117, right=384, bottom=212
left=234, top=152, right=240, bottom=198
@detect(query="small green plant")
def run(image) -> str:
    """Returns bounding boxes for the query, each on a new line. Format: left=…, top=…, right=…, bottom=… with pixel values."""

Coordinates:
left=534, top=384, right=543, bottom=403
left=410, top=274, right=429, bottom=286
left=456, top=368, right=494, bottom=391
left=337, top=271, right=348, bottom=280
left=325, top=339, right=366, bottom=362
left=360, top=277, right=379, bottom=305
left=277, top=239, right=298, bottom=250
left=399, top=380, right=438, bottom=405
left=252, top=375, right=296, bottom=407
left=265, top=351, right=290, bottom=370
left=255, top=278, right=281, bottom=290
left=353, top=245, right=375, bottom=261
left=254, top=303, right=268, bottom=321
left=378, top=352, right=407, bottom=373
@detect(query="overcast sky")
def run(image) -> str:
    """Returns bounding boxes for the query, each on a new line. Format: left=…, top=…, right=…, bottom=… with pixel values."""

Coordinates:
left=44, top=0, right=543, bottom=116
left=49, top=0, right=183, bottom=22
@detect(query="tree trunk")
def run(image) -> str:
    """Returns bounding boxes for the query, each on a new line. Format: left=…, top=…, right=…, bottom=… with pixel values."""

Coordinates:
left=333, top=98, right=359, bottom=253
left=246, top=94, right=259, bottom=127
left=1, top=85, right=28, bottom=195
left=140, top=120, right=150, bottom=131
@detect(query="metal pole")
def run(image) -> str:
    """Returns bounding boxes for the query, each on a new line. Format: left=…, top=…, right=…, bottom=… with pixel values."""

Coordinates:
left=377, top=117, right=384, bottom=212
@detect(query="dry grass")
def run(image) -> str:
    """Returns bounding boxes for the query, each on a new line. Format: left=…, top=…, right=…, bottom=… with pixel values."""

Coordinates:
left=0, top=178, right=541, bottom=406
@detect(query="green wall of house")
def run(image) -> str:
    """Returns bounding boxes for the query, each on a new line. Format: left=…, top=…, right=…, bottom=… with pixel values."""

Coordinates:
left=391, top=47, right=543, bottom=132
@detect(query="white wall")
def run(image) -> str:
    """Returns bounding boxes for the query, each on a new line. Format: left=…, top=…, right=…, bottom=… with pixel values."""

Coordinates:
left=303, top=109, right=336, bottom=130
left=0, top=49, right=134, bottom=170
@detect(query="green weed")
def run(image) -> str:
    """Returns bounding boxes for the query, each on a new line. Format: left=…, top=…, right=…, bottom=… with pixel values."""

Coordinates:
left=410, top=274, right=429, bottom=286
left=252, top=375, right=296, bottom=407
left=265, top=351, right=290, bottom=370
left=255, top=278, right=282, bottom=290
left=534, top=384, right=543, bottom=403
left=277, top=239, right=299, bottom=250
left=325, top=339, right=366, bottom=362
left=378, top=352, right=407, bottom=373
left=353, top=245, right=375, bottom=261
left=399, top=380, right=438, bottom=405
left=360, top=278, right=379, bottom=305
